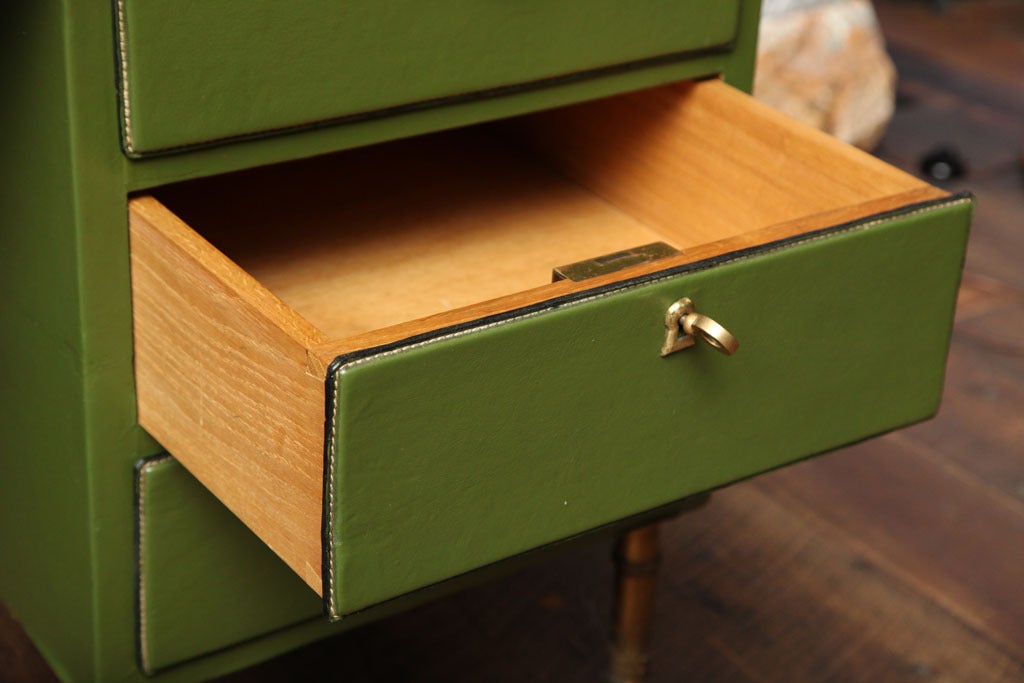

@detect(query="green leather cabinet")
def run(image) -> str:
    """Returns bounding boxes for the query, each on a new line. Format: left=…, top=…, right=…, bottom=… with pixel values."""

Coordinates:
left=1, top=1, right=971, bottom=681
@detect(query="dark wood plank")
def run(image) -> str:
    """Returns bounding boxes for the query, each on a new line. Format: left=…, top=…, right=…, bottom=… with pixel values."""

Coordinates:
left=906, top=299, right=1024, bottom=498
left=652, top=485, right=1024, bottom=682
left=877, top=81, right=1022, bottom=178
left=955, top=271, right=1023, bottom=323
left=753, top=429, right=1024, bottom=663
left=961, top=175, right=1024, bottom=291
left=876, top=1, right=1024, bottom=95
left=874, top=2, right=1024, bottom=292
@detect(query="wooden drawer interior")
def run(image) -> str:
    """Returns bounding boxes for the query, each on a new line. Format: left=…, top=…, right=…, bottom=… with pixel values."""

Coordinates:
left=130, top=78, right=947, bottom=595
left=150, top=79, right=940, bottom=348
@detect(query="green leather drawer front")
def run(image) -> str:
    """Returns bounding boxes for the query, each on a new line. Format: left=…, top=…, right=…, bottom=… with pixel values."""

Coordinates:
left=323, top=196, right=971, bottom=619
left=116, top=0, right=743, bottom=156
left=135, top=455, right=322, bottom=673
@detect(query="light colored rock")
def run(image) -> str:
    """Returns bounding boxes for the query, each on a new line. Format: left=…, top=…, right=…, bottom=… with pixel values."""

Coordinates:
left=762, top=0, right=848, bottom=17
left=755, top=0, right=896, bottom=150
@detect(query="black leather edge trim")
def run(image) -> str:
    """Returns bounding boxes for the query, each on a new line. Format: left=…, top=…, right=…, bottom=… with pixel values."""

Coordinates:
left=319, top=190, right=974, bottom=617
left=133, top=452, right=175, bottom=677
left=119, top=43, right=734, bottom=159
left=325, top=192, right=973, bottom=372
left=321, top=370, right=339, bottom=615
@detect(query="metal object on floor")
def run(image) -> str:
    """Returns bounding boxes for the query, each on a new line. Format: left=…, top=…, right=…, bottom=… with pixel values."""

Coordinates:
left=920, top=146, right=967, bottom=181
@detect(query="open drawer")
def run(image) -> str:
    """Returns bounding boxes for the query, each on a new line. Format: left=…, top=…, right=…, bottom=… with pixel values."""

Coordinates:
left=130, top=79, right=971, bottom=620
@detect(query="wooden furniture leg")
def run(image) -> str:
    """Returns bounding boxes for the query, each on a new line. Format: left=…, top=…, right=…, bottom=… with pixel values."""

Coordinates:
left=610, top=523, right=661, bottom=683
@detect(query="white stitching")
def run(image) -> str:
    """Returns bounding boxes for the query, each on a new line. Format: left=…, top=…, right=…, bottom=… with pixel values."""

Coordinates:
left=116, top=0, right=134, bottom=152
left=102, top=43, right=723, bottom=158
left=136, top=454, right=173, bottom=674
left=325, top=383, right=341, bottom=619
left=330, top=198, right=970, bottom=374
left=322, top=196, right=970, bottom=614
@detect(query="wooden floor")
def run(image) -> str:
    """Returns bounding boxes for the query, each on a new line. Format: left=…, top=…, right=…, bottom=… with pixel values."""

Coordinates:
left=3, top=1, right=1022, bottom=681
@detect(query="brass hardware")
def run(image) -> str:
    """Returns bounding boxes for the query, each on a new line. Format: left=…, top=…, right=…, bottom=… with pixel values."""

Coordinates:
left=660, top=299, right=697, bottom=356
left=610, top=523, right=661, bottom=683
left=660, top=298, right=739, bottom=357
left=553, top=242, right=680, bottom=282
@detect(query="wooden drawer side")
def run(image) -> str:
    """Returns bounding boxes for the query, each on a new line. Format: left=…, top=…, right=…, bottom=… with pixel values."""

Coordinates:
left=130, top=198, right=326, bottom=591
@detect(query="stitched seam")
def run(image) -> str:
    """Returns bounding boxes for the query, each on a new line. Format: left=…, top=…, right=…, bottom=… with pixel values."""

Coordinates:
left=137, top=459, right=150, bottom=673
left=136, top=454, right=173, bottom=674
left=115, top=44, right=731, bottom=158
left=323, top=196, right=969, bottom=613
left=329, top=198, right=969, bottom=374
left=325, top=380, right=341, bottom=619
left=116, top=0, right=134, bottom=152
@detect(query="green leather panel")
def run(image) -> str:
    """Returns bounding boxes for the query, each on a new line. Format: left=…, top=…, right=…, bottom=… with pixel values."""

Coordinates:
left=125, top=43, right=758, bottom=191
left=327, top=197, right=972, bottom=618
left=118, top=0, right=742, bottom=155
left=5, top=0, right=756, bottom=678
left=122, top=1, right=761, bottom=188
left=135, top=455, right=705, bottom=676
left=136, top=456, right=322, bottom=673
left=1, top=3, right=100, bottom=680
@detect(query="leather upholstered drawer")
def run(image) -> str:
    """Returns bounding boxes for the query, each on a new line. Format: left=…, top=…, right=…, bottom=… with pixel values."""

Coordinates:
left=135, top=455, right=322, bottom=673
left=128, top=80, right=971, bottom=619
left=115, top=0, right=743, bottom=156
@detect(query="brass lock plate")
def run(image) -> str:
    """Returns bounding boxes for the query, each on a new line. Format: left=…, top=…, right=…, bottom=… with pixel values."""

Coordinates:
left=552, top=242, right=680, bottom=282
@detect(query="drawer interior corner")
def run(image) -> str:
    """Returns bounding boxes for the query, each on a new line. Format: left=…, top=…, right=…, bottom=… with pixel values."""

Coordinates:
left=148, top=79, right=942, bottom=350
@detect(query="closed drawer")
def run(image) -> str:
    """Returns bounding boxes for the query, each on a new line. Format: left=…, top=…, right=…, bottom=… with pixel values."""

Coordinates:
left=135, top=455, right=322, bottom=673
left=129, top=80, right=971, bottom=619
left=116, top=0, right=744, bottom=156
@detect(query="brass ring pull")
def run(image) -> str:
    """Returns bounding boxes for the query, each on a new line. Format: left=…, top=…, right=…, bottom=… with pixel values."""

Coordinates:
left=682, top=312, right=739, bottom=355
left=660, top=298, right=739, bottom=357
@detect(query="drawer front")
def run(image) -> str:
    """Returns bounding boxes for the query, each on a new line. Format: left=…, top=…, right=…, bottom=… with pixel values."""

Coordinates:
left=116, top=0, right=743, bottom=155
left=136, top=455, right=322, bottom=673
left=324, top=197, right=970, bottom=618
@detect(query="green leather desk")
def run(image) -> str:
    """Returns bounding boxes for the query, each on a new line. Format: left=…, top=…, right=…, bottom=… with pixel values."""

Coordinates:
left=1, top=2, right=970, bottom=681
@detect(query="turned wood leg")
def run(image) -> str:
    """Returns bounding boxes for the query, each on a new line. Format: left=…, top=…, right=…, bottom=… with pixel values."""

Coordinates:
left=610, top=522, right=661, bottom=683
